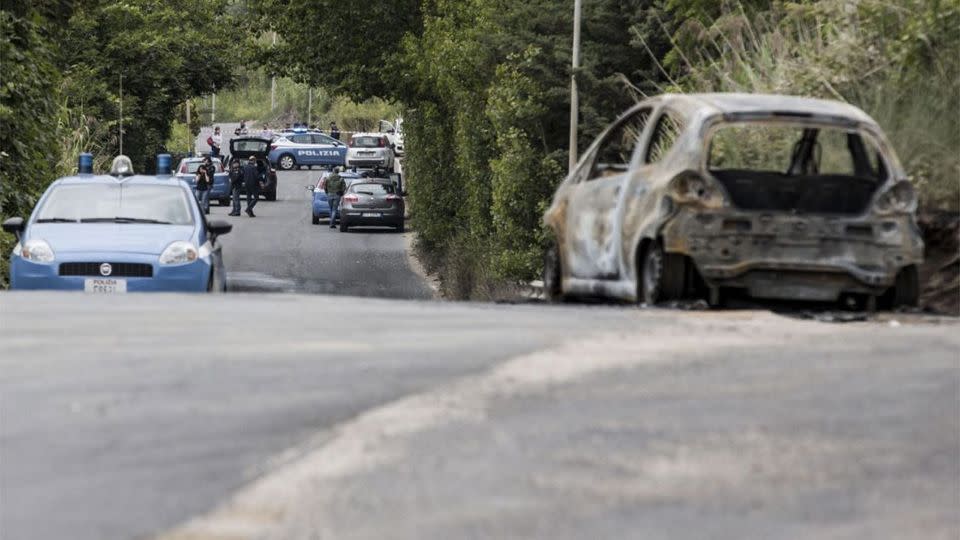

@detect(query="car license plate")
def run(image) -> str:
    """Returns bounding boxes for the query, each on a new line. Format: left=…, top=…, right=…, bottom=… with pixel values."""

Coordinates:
left=362, top=212, right=382, bottom=218
left=358, top=151, right=374, bottom=156
left=84, top=278, right=127, bottom=293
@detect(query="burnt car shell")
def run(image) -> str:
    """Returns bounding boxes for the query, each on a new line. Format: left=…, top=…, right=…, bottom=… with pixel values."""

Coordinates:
left=543, top=93, right=923, bottom=307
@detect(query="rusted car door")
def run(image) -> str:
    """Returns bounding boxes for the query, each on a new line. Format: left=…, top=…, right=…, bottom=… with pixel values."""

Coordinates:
left=565, top=108, right=652, bottom=279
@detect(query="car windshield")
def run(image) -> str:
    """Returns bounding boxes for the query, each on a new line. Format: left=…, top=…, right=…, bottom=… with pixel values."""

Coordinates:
left=36, top=183, right=195, bottom=225
left=179, top=160, right=223, bottom=174
left=349, top=183, right=394, bottom=195
left=351, top=136, right=383, bottom=148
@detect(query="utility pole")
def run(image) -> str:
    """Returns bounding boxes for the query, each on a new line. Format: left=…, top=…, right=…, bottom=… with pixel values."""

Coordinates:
left=308, top=88, right=313, bottom=126
left=186, top=99, right=191, bottom=126
left=568, top=0, right=582, bottom=173
left=270, top=32, right=277, bottom=110
left=211, top=89, right=216, bottom=124
left=119, top=74, right=123, bottom=156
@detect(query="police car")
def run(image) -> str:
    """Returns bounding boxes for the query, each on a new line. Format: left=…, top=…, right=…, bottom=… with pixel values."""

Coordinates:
left=268, top=130, right=347, bottom=171
left=175, top=156, right=231, bottom=206
left=3, top=154, right=232, bottom=293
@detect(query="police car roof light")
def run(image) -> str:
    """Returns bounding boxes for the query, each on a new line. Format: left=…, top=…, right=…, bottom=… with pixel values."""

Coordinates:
left=156, top=153, right=172, bottom=176
left=78, top=153, right=94, bottom=175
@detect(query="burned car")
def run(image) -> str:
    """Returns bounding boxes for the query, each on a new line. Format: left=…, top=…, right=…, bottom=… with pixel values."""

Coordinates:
left=542, top=93, right=923, bottom=308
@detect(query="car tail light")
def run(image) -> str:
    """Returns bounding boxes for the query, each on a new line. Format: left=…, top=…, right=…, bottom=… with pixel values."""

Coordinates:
left=318, top=178, right=326, bottom=189
left=343, top=194, right=359, bottom=203
left=668, top=171, right=726, bottom=209
left=873, top=179, right=917, bottom=215
left=270, top=144, right=277, bottom=151
left=379, top=137, right=386, bottom=148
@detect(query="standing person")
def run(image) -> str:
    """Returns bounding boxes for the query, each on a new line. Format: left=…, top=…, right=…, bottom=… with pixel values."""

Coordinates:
left=210, top=126, right=223, bottom=158
left=195, top=163, right=211, bottom=215
left=329, top=121, right=341, bottom=141
left=325, top=166, right=345, bottom=229
left=242, top=156, right=260, bottom=217
left=228, top=159, right=243, bottom=216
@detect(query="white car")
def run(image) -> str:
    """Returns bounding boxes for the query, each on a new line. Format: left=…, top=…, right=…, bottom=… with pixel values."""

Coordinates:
left=379, top=119, right=404, bottom=156
left=346, top=133, right=395, bottom=170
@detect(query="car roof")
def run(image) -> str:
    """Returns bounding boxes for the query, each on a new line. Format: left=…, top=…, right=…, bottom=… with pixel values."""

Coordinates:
left=54, top=174, right=191, bottom=187
left=660, top=93, right=874, bottom=124
left=349, top=178, right=393, bottom=185
left=350, top=132, right=386, bottom=138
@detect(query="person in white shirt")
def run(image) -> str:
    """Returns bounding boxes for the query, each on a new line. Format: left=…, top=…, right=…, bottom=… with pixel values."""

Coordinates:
left=210, top=126, right=223, bottom=158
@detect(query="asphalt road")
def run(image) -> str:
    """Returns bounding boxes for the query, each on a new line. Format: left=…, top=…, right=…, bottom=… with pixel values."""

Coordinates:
left=1, top=296, right=957, bottom=540
left=215, top=167, right=430, bottom=299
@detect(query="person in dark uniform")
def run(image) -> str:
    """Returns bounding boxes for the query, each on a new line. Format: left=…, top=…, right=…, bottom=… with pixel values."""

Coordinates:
left=242, top=156, right=260, bottom=217
left=329, top=121, right=341, bottom=141
left=228, top=159, right=243, bottom=216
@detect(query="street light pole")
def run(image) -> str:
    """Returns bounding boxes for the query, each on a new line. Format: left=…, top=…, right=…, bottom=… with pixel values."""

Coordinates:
left=270, top=32, right=277, bottom=111
left=568, top=0, right=582, bottom=173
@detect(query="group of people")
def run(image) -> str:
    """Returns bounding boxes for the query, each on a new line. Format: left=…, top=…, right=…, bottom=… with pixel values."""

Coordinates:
left=192, top=154, right=264, bottom=218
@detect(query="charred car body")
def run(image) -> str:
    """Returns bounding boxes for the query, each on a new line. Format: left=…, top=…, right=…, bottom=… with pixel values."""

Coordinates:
left=542, top=93, right=923, bottom=308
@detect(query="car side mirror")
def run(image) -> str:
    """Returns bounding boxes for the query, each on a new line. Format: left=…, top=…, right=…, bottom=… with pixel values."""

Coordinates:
left=207, top=219, right=232, bottom=240
left=2, top=217, right=24, bottom=240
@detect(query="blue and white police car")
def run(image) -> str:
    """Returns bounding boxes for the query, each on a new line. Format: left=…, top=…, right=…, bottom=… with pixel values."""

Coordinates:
left=175, top=156, right=232, bottom=206
left=3, top=154, right=232, bottom=293
left=269, top=130, right=347, bottom=171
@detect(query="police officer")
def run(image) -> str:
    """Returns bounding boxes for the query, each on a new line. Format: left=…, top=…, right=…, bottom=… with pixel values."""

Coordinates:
left=195, top=159, right=213, bottom=214
left=329, top=121, right=341, bottom=141
left=228, top=158, right=243, bottom=216
left=325, top=166, right=345, bottom=228
left=242, top=156, right=260, bottom=217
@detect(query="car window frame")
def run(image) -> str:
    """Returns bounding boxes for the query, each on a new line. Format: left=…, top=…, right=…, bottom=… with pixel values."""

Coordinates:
left=644, top=106, right=686, bottom=165
left=583, top=107, right=653, bottom=183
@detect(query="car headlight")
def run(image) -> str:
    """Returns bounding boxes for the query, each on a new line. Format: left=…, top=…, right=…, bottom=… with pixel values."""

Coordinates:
left=874, top=180, right=917, bottom=215
left=159, top=241, right=199, bottom=265
left=20, top=239, right=55, bottom=263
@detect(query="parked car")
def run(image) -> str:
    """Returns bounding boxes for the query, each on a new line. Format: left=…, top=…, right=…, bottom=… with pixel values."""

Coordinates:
left=229, top=137, right=279, bottom=201
left=542, top=93, right=923, bottom=309
left=379, top=118, right=404, bottom=156
left=175, top=157, right=231, bottom=206
left=3, top=155, right=232, bottom=293
left=269, top=131, right=347, bottom=171
left=338, top=179, right=405, bottom=233
left=346, top=133, right=395, bottom=170
left=308, top=169, right=367, bottom=225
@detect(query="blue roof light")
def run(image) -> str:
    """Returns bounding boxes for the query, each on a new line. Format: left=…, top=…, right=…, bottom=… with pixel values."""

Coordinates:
left=156, top=153, right=172, bottom=176
left=78, top=153, right=94, bottom=175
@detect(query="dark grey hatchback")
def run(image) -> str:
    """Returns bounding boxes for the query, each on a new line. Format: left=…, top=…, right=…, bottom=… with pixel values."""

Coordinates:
left=339, top=180, right=405, bottom=233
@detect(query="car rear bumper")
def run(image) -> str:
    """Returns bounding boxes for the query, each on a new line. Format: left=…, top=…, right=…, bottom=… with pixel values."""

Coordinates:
left=661, top=209, right=924, bottom=300
left=341, top=209, right=403, bottom=226
left=346, top=158, right=390, bottom=168
left=10, top=254, right=211, bottom=292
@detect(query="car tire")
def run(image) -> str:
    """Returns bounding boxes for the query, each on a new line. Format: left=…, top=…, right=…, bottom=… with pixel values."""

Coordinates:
left=879, top=265, right=920, bottom=310
left=395, top=220, right=405, bottom=233
left=265, top=187, right=277, bottom=201
left=639, top=241, right=686, bottom=305
left=219, top=198, right=230, bottom=206
left=543, top=240, right=565, bottom=302
left=339, top=218, right=349, bottom=232
left=278, top=154, right=296, bottom=171
left=312, top=214, right=320, bottom=225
